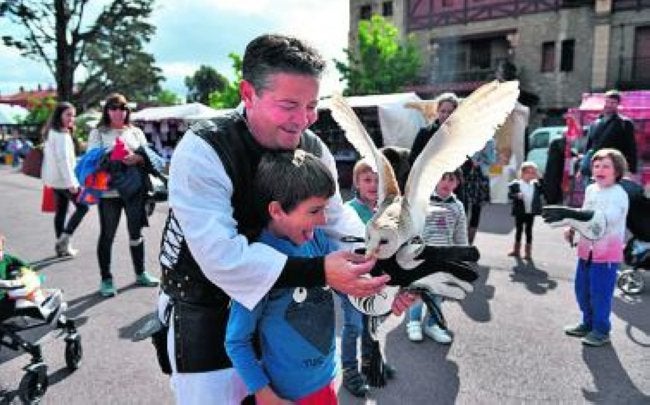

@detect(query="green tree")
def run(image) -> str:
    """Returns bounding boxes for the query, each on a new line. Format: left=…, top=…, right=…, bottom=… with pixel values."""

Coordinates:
left=155, top=89, right=182, bottom=106
left=208, top=53, right=242, bottom=109
left=185, top=65, right=228, bottom=105
left=0, top=0, right=160, bottom=105
left=335, top=15, right=422, bottom=96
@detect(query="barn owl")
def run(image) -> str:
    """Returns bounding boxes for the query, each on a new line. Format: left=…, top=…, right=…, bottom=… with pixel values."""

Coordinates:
left=330, top=80, right=520, bottom=269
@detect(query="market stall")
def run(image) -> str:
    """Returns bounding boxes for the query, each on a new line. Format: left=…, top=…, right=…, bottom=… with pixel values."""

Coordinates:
left=131, top=103, right=231, bottom=161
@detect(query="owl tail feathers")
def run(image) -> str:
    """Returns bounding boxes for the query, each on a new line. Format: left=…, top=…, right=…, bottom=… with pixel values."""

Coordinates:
left=362, top=340, right=386, bottom=388
left=362, top=314, right=388, bottom=388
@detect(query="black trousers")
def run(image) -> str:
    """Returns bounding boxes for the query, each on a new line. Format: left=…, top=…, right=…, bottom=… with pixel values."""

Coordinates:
left=53, top=188, right=88, bottom=238
left=514, top=213, right=535, bottom=244
left=97, top=196, right=146, bottom=280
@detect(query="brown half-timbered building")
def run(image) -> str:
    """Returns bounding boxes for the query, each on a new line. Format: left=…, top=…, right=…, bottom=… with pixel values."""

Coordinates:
left=348, top=0, right=650, bottom=126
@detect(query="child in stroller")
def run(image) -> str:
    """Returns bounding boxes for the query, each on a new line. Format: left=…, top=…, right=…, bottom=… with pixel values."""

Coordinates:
left=0, top=235, right=82, bottom=404
left=618, top=178, right=650, bottom=295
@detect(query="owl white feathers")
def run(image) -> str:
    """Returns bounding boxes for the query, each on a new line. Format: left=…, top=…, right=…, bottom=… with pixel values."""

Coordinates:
left=330, top=80, right=520, bottom=269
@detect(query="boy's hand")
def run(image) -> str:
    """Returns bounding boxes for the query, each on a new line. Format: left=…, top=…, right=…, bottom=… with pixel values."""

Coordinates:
left=391, top=291, right=417, bottom=316
left=324, top=251, right=389, bottom=298
left=255, top=386, right=291, bottom=405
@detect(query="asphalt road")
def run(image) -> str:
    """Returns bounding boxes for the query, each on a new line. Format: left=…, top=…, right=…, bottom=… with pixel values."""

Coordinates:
left=0, top=165, right=648, bottom=404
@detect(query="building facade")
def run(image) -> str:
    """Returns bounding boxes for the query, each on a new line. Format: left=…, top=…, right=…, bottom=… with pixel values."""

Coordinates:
left=348, top=0, right=650, bottom=126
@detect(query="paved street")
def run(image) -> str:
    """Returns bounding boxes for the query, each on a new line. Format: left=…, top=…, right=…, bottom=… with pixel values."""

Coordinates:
left=0, top=165, right=648, bottom=404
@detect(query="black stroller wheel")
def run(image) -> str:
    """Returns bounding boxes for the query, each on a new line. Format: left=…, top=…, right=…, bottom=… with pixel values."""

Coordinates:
left=617, top=269, right=645, bottom=295
left=19, top=364, right=48, bottom=404
left=65, top=336, right=83, bottom=370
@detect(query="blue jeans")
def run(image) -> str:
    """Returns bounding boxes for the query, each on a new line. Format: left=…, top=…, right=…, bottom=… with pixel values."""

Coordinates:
left=337, top=293, right=372, bottom=371
left=408, top=293, right=443, bottom=328
left=574, top=259, right=618, bottom=336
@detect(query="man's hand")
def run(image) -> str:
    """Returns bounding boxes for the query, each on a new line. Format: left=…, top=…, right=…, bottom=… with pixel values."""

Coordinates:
left=324, top=250, right=389, bottom=297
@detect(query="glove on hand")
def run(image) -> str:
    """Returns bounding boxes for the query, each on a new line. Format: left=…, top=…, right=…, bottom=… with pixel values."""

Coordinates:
left=542, top=205, right=606, bottom=240
left=542, top=205, right=594, bottom=225
left=374, top=253, right=478, bottom=287
left=350, top=259, right=478, bottom=316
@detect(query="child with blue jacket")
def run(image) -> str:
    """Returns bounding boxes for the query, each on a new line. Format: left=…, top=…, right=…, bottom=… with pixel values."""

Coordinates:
left=225, top=149, right=340, bottom=404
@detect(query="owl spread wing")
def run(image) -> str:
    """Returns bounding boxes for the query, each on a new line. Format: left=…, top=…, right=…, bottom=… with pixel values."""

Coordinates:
left=329, top=93, right=400, bottom=204
left=404, top=80, right=520, bottom=231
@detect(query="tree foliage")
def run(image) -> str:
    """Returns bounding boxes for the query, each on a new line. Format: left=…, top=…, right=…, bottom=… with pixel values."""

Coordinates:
left=185, top=65, right=228, bottom=105
left=208, top=53, right=242, bottom=109
left=0, top=0, right=162, bottom=108
left=335, top=15, right=422, bottom=96
left=155, top=89, right=182, bottom=106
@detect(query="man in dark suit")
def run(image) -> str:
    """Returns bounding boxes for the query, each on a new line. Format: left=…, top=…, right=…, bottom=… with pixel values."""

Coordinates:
left=582, top=90, right=637, bottom=175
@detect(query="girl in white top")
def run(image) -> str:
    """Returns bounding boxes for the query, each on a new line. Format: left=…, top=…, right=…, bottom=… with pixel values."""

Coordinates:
left=87, top=93, right=159, bottom=298
left=41, top=102, right=88, bottom=257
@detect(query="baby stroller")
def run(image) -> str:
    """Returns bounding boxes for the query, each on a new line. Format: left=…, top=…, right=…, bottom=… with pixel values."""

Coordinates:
left=617, top=179, right=650, bottom=295
left=0, top=268, right=82, bottom=404
left=618, top=238, right=648, bottom=295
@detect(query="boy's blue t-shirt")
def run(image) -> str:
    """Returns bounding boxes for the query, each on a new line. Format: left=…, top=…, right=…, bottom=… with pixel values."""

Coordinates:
left=225, top=228, right=337, bottom=400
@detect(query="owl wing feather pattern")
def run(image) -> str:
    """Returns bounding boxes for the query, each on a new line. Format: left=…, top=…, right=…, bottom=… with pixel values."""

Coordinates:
left=404, top=80, right=520, bottom=231
left=329, top=93, right=400, bottom=203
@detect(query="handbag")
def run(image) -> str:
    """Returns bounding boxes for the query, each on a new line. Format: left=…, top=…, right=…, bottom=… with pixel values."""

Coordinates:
left=41, top=186, right=56, bottom=213
left=22, top=148, right=43, bottom=178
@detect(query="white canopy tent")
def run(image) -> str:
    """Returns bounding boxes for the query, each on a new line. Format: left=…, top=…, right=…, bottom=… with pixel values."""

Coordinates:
left=320, top=93, right=426, bottom=149
left=131, top=103, right=231, bottom=122
left=0, top=104, right=29, bottom=124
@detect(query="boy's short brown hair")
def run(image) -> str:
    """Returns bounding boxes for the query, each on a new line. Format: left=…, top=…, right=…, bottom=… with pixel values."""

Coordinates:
left=591, top=148, right=628, bottom=181
left=441, top=168, right=463, bottom=185
left=351, top=158, right=375, bottom=188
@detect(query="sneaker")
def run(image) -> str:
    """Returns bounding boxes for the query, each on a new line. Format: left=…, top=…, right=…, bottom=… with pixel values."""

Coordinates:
left=406, top=321, right=423, bottom=342
left=564, top=323, right=590, bottom=337
left=99, top=279, right=117, bottom=297
left=136, top=271, right=160, bottom=287
left=342, top=369, right=370, bottom=398
left=581, top=332, right=610, bottom=347
left=423, top=324, right=453, bottom=344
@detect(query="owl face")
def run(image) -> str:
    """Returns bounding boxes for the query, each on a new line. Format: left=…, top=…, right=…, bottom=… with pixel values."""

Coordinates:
left=366, top=221, right=400, bottom=259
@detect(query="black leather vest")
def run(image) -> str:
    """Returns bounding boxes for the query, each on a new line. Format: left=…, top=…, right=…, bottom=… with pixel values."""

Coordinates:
left=160, top=112, right=323, bottom=306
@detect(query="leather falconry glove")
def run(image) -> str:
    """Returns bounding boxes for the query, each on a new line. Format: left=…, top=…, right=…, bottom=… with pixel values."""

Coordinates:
left=542, top=205, right=606, bottom=240
left=349, top=247, right=479, bottom=317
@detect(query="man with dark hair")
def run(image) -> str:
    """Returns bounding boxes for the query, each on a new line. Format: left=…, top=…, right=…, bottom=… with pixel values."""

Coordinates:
left=581, top=90, right=637, bottom=176
left=157, top=33, right=478, bottom=404
left=156, top=34, right=392, bottom=404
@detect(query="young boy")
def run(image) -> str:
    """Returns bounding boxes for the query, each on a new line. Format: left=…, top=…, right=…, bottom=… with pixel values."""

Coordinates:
left=561, top=148, right=629, bottom=346
left=406, top=169, right=468, bottom=344
left=225, top=149, right=340, bottom=404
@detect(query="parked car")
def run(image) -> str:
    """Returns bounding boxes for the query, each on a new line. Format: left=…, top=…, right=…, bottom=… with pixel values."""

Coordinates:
left=526, top=126, right=587, bottom=175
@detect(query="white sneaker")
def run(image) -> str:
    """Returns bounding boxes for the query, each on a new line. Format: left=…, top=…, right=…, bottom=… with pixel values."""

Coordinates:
left=406, top=321, right=423, bottom=342
left=423, top=324, right=453, bottom=344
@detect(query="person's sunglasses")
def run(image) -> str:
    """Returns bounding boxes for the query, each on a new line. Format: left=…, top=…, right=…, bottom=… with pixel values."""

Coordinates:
left=107, top=104, right=128, bottom=111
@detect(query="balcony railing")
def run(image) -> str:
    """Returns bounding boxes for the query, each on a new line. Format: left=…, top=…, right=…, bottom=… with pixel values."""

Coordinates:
left=617, top=56, right=650, bottom=90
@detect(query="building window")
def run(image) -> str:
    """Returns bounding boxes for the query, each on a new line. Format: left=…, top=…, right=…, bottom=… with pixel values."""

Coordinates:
left=442, top=0, right=454, bottom=6
left=560, top=39, right=575, bottom=72
left=382, top=1, right=393, bottom=16
left=541, top=41, right=555, bottom=72
left=360, top=4, right=372, bottom=20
